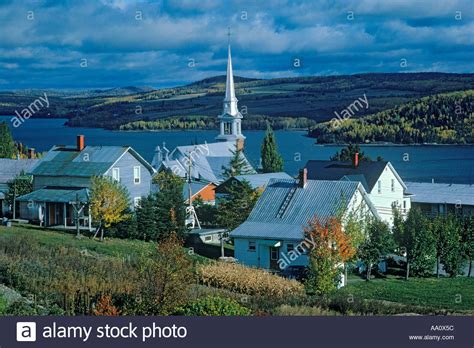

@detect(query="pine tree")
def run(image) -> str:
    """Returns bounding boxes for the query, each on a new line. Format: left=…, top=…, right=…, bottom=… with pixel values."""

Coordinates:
left=0, top=122, right=16, bottom=158
left=217, top=180, right=260, bottom=231
left=222, top=144, right=253, bottom=178
left=261, top=123, right=284, bottom=173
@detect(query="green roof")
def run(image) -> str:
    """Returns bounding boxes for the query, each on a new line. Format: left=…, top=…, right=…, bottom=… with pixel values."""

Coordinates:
left=31, top=145, right=127, bottom=177
left=17, top=188, right=89, bottom=203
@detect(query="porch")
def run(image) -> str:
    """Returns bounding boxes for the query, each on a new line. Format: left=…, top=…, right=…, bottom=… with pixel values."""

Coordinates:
left=16, top=187, right=92, bottom=231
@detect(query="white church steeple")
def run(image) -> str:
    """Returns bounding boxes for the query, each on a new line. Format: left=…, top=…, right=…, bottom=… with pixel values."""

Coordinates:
left=215, top=32, right=245, bottom=144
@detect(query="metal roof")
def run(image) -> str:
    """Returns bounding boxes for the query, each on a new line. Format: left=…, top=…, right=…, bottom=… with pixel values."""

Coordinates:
left=233, top=172, right=294, bottom=189
left=231, top=179, right=365, bottom=240
left=406, top=182, right=474, bottom=206
left=0, top=159, right=39, bottom=184
left=16, top=187, right=90, bottom=203
left=160, top=141, right=256, bottom=184
left=31, top=145, right=154, bottom=177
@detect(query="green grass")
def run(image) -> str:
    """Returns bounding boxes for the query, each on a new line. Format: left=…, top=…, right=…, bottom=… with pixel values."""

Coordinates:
left=0, top=224, right=210, bottom=264
left=339, top=275, right=474, bottom=312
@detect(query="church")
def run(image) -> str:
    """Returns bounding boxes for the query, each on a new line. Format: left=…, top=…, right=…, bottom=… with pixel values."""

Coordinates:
left=152, top=43, right=256, bottom=184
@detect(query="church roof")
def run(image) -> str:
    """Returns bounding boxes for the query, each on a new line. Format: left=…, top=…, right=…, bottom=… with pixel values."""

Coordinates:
left=160, top=141, right=255, bottom=184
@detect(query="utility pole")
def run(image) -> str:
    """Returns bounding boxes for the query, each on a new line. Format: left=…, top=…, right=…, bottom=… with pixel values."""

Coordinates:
left=12, top=181, right=16, bottom=220
left=185, top=149, right=201, bottom=229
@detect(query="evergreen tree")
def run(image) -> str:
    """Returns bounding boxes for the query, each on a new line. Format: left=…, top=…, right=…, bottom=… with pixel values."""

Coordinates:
left=0, top=122, right=16, bottom=158
left=217, top=180, right=260, bottom=231
left=330, top=143, right=374, bottom=162
left=222, top=144, right=254, bottom=178
left=261, top=123, right=284, bottom=173
left=151, top=170, right=187, bottom=241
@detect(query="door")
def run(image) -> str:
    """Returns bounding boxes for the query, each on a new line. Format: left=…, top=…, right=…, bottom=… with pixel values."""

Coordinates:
left=269, top=247, right=280, bottom=270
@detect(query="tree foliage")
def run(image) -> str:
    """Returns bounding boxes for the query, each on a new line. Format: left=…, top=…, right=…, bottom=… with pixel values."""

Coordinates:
left=393, top=207, right=436, bottom=278
left=216, top=180, right=260, bottom=231
left=90, top=176, right=130, bottom=240
left=261, top=122, right=284, bottom=173
left=358, top=218, right=393, bottom=280
left=135, top=233, right=193, bottom=315
left=222, top=145, right=255, bottom=178
left=304, top=216, right=356, bottom=295
left=6, top=171, right=33, bottom=207
left=330, top=143, right=374, bottom=162
left=311, top=90, right=474, bottom=144
left=134, top=170, right=187, bottom=242
left=0, top=122, right=16, bottom=158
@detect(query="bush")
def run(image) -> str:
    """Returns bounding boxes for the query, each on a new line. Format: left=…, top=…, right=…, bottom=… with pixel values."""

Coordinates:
left=273, top=304, right=339, bottom=316
left=175, top=296, right=252, bottom=316
left=197, top=262, right=305, bottom=298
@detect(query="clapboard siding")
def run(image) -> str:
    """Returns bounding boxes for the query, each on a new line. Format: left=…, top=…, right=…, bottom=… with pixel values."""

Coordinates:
left=104, top=151, right=152, bottom=203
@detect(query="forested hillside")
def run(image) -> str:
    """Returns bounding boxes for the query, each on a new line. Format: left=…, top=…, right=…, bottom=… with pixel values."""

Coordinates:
left=1, top=72, right=473, bottom=131
left=309, top=90, right=474, bottom=144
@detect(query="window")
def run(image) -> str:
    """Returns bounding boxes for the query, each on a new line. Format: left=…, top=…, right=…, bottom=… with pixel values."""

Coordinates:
left=248, top=241, right=256, bottom=252
left=204, top=236, right=212, bottom=242
left=377, top=180, right=382, bottom=194
left=403, top=200, right=407, bottom=213
left=133, top=166, right=141, bottom=184
left=112, top=168, right=120, bottom=182
left=224, top=122, right=232, bottom=135
left=270, top=247, right=279, bottom=260
left=287, top=244, right=294, bottom=253
left=391, top=179, right=395, bottom=192
left=439, top=204, right=445, bottom=214
left=133, top=197, right=141, bottom=208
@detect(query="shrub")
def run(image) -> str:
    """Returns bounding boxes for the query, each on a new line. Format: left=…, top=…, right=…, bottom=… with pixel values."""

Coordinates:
left=273, top=304, right=339, bottom=316
left=197, top=262, right=305, bottom=298
left=175, top=296, right=251, bottom=316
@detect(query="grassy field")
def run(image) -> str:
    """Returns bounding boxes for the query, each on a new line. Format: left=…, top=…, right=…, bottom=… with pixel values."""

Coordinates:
left=340, top=275, right=474, bottom=312
left=0, top=224, right=210, bottom=263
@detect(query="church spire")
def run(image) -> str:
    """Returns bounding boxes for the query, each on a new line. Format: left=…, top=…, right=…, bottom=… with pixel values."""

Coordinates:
left=215, top=29, right=245, bottom=143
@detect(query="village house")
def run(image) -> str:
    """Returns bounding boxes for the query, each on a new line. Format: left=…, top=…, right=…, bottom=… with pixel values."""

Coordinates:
left=16, top=135, right=155, bottom=229
left=406, top=182, right=474, bottom=217
left=305, top=155, right=411, bottom=225
left=0, top=157, right=39, bottom=218
left=151, top=43, right=255, bottom=185
left=183, top=181, right=217, bottom=205
left=230, top=169, right=379, bottom=283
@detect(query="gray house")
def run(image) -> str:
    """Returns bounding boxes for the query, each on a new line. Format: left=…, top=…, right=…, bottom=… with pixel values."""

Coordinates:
left=0, top=158, right=39, bottom=217
left=17, top=135, right=155, bottom=229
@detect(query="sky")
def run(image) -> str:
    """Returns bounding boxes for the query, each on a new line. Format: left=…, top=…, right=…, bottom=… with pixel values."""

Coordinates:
left=0, top=0, right=473, bottom=90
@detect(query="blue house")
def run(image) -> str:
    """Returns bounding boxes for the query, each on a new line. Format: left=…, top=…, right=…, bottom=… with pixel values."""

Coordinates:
left=17, top=135, right=155, bottom=229
left=230, top=169, right=379, bottom=275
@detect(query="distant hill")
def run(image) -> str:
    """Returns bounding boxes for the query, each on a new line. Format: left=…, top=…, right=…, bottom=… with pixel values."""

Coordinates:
left=309, top=90, right=474, bottom=144
left=0, top=72, right=473, bottom=132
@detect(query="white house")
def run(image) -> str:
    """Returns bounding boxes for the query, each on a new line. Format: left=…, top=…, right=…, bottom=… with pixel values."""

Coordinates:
left=305, top=156, right=411, bottom=225
left=230, top=169, right=379, bottom=281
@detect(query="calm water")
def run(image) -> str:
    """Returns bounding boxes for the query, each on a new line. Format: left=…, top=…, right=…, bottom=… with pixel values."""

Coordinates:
left=2, top=116, right=473, bottom=184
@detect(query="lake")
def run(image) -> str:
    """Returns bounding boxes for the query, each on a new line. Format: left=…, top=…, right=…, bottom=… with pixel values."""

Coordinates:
left=1, top=116, right=473, bottom=184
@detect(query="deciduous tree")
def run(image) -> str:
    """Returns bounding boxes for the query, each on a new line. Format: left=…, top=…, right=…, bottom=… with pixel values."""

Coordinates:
left=304, top=216, right=356, bottom=295
left=90, top=176, right=130, bottom=241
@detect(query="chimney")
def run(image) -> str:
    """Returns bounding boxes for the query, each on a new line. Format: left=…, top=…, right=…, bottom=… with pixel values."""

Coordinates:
left=354, top=152, right=359, bottom=168
left=236, top=138, right=244, bottom=152
left=298, top=168, right=307, bottom=188
left=77, top=135, right=85, bottom=151
left=28, top=148, right=35, bottom=159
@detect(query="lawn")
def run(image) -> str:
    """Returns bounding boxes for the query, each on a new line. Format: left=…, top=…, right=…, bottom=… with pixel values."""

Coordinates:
left=0, top=223, right=210, bottom=264
left=339, top=275, right=474, bottom=312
